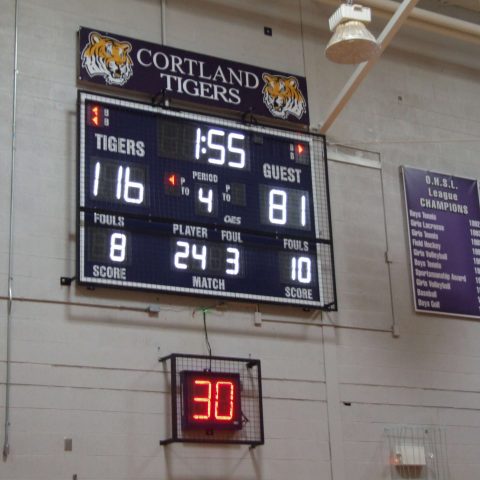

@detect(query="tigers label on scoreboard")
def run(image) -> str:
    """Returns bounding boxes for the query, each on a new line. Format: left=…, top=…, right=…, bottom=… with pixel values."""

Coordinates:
left=77, top=92, right=337, bottom=309
left=78, top=26, right=309, bottom=126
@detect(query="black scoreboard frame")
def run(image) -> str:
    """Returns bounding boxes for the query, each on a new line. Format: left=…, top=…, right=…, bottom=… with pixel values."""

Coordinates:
left=77, top=91, right=337, bottom=309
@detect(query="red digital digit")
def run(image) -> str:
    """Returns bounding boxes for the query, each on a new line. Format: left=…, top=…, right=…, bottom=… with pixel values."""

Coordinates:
left=163, top=172, right=181, bottom=196
left=92, top=106, right=100, bottom=126
left=181, top=371, right=242, bottom=430
left=215, top=381, right=234, bottom=421
left=87, top=104, right=103, bottom=127
left=294, top=142, right=309, bottom=163
left=192, top=380, right=211, bottom=420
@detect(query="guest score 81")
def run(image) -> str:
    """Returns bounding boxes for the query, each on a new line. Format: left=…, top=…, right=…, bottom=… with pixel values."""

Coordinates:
left=78, top=92, right=334, bottom=308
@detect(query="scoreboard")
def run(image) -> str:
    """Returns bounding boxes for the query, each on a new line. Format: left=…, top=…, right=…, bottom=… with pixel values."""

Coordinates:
left=77, top=92, right=336, bottom=308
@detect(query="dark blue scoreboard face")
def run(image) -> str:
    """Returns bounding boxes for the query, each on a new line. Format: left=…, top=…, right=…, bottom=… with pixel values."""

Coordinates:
left=78, top=92, right=336, bottom=308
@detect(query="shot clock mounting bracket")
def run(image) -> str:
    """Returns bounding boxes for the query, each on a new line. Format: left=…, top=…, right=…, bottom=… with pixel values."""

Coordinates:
left=159, top=353, right=264, bottom=447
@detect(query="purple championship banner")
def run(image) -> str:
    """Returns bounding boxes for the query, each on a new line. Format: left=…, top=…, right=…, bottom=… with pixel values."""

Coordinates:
left=78, top=27, right=309, bottom=126
left=403, top=166, right=480, bottom=319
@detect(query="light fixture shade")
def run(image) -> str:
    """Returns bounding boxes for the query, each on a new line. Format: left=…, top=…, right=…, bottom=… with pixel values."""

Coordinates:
left=325, top=20, right=378, bottom=64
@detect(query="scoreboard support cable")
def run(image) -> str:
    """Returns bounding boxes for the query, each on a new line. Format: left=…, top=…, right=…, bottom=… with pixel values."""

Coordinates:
left=77, top=91, right=337, bottom=309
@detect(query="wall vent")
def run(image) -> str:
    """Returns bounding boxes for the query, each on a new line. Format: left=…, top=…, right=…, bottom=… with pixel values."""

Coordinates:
left=385, top=426, right=449, bottom=479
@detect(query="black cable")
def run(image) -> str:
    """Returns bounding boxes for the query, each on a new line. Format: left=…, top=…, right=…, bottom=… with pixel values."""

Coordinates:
left=202, top=308, right=212, bottom=359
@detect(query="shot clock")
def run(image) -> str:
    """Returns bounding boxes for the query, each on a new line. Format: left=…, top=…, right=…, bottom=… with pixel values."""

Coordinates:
left=181, top=371, right=242, bottom=430
left=160, top=354, right=263, bottom=446
left=77, top=92, right=337, bottom=308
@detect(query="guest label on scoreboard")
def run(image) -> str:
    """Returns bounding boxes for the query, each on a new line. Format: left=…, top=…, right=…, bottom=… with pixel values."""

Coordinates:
left=403, top=166, right=480, bottom=319
left=77, top=92, right=336, bottom=308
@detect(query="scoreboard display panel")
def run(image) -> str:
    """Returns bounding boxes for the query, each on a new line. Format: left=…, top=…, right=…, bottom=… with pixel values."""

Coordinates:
left=77, top=92, right=336, bottom=308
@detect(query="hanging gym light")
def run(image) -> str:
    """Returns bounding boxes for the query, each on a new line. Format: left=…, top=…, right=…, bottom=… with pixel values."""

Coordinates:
left=325, top=2, right=379, bottom=64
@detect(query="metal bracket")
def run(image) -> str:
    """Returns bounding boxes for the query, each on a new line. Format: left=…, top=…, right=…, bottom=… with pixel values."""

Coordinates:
left=241, top=107, right=258, bottom=125
left=60, top=276, right=76, bottom=286
left=385, top=250, right=394, bottom=264
left=152, top=89, right=170, bottom=107
left=323, top=301, right=337, bottom=311
left=246, top=359, right=259, bottom=369
left=160, top=439, right=174, bottom=446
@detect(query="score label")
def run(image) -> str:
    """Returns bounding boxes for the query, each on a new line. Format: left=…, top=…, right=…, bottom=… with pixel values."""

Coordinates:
left=181, top=371, right=242, bottom=430
left=78, top=92, right=336, bottom=308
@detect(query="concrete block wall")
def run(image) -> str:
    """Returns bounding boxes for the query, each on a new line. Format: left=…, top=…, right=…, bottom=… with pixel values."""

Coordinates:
left=1, top=0, right=480, bottom=479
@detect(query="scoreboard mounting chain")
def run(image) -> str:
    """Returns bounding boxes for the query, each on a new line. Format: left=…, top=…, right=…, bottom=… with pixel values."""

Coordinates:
left=77, top=91, right=337, bottom=308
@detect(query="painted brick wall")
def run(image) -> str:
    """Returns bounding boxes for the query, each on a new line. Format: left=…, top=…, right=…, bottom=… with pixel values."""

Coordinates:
left=1, top=1, right=480, bottom=479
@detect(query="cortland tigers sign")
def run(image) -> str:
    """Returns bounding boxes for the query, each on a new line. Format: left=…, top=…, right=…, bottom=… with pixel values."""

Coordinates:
left=78, top=27, right=309, bottom=126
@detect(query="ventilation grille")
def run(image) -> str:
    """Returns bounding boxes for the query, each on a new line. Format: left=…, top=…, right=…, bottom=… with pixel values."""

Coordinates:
left=385, top=426, right=449, bottom=479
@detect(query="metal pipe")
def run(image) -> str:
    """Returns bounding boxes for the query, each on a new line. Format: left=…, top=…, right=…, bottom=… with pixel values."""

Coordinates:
left=3, top=0, right=19, bottom=462
left=160, top=0, right=167, bottom=45
left=0, top=293, right=394, bottom=334
left=380, top=164, right=400, bottom=337
left=260, top=314, right=393, bottom=333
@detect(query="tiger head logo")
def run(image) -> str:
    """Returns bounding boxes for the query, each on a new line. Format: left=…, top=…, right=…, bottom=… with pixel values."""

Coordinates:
left=262, top=73, right=307, bottom=120
left=81, top=32, right=133, bottom=86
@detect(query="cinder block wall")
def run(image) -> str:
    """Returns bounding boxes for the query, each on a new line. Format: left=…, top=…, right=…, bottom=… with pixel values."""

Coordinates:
left=1, top=1, right=480, bottom=479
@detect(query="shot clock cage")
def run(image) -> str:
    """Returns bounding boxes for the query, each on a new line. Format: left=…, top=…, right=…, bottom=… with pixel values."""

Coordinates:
left=159, top=353, right=264, bottom=447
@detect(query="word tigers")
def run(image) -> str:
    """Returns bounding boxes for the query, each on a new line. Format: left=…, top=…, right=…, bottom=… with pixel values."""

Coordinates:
left=81, top=32, right=133, bottom=86
left=262, top=73, right=307, bottom=120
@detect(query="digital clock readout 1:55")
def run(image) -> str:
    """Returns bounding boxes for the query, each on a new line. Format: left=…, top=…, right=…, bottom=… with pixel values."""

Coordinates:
left=78, top=92, right=336, bottom=308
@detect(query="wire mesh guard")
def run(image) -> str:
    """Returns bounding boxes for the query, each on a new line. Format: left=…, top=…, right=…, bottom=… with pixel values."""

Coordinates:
left=78, top=92, right=337, bottom=310
left=385, top=426, right=449, bottom=480
left=160, top=354, right=264, bottom=447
